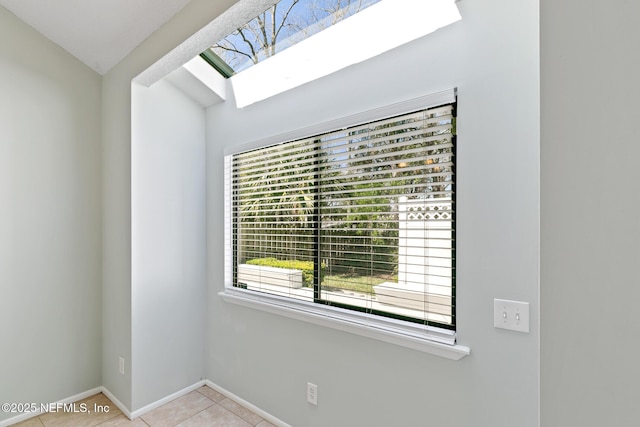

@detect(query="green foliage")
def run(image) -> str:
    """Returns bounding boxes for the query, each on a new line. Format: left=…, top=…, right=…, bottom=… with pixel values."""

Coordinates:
left=245, top=258, right=325, bottom=287
left=321, top=272, right=395, bottom=294
left=237, top=109, right=453, bottom=281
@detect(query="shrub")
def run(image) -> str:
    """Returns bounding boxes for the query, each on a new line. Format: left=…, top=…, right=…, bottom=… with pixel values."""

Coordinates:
left=245, top=258, right=324, bottom=287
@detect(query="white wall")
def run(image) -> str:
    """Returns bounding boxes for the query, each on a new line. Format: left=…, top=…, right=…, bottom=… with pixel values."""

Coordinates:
left=131, top=79, right=207, bottom=410
left=206, top=0, right=540, bottom=425
left=540, top=1, right=640, bottom=425
left=8, top=0, right=640, bottom=422
left=101, top=0, right=237, bottom=409
left=0, top=0, right=546, bottom=423
left=0, top=5, right=102, bottom=423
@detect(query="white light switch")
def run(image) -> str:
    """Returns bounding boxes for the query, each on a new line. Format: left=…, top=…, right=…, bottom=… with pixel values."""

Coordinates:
left=494, top=299, right=530, bottom=333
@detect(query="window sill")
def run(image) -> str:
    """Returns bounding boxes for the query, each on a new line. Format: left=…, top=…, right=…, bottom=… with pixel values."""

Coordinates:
left=219, top=288, right=470, bottom=361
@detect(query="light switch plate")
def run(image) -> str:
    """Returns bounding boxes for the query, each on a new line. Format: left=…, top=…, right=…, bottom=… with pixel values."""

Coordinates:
left=494, top=299, right=530, bottom=333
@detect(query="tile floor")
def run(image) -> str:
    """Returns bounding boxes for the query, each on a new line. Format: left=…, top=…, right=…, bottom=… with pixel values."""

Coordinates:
left=12, top=386, right=276, bottom=427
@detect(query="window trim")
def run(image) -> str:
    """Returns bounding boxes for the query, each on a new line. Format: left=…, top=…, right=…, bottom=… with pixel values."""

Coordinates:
left=219, top=288, right=469, bottom=360
left=221, top=88, right=470, bottom=360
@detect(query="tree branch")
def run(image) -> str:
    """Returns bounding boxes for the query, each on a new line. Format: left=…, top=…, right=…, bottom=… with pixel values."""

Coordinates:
left=270, top=4, right=277, bottom=56
left=274, top=0, right=300, bottom=41
left=214, top=43, right=254, bottom=62
left=237, top=27, right=259, bottom=63
left=256, top=13, right=270, bottom=56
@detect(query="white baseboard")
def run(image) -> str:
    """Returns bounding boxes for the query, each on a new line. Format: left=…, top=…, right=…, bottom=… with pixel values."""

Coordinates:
left=0, top=381, right=288, bottom=427
left=128, top=380, right=205, bottom=420
left=0, top=386, right=102, bottom=427
left=100, top=386, right=132, bottom=420
left=205, top=380, right=292, bottom=427
left=125, top=380, right=290, bottom=426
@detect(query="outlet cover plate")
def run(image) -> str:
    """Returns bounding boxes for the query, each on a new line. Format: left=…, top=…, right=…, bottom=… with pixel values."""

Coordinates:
left=494, top=299, right=530, bottom=333
left=307, top=382, right=317, bottom=406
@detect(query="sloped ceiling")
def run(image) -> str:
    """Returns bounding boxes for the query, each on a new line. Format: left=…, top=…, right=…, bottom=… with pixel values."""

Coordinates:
left=0, top=0, right=193, bottom=74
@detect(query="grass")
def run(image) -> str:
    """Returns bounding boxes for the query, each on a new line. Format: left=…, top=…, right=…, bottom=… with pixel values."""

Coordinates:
left=244, top=257, right=397, bottom=294
left=321, top=272, right=396, bottom=294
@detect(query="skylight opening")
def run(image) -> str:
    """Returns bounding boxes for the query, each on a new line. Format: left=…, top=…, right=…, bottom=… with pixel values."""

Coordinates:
left=201, top=0, right=384, bottom=78
left=197, top=0, right=461, bottom=107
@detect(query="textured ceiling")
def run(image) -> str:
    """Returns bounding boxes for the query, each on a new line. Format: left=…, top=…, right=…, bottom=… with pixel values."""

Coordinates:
left=0, top=0, right=192, bottom=75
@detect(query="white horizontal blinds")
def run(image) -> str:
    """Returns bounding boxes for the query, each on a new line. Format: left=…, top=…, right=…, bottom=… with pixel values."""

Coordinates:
left=232, top=102, right=455, bottom=327
left=318, top=105, right=455, bottom=326
left=233, top=137, right=319, bottom=301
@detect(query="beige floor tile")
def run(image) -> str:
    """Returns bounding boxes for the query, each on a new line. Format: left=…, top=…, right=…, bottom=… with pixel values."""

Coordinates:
left=11, top=416, right=44, bottom=426
left=175, top=404, right=252, bottom=427
left=218, top=398, right=263, bottom=426
left=11, top=387, right=272, bottom=427
left=140, top=391, right=213, bottom=427
left=196, top=386, right=225, bottom=403
left=95, top=414, right=149, bottom=426
left=39, top=393, right=121, bottom=427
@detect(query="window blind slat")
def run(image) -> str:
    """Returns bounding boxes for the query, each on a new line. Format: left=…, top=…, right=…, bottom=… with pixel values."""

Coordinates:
left=232, top=103, right=456, bottom=329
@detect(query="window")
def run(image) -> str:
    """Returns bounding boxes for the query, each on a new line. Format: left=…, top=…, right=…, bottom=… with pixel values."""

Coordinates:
left=201, top=0, right=384, bottom=77
left=222, top=90, right=466, bottom=357
left=195, top=0, right=461, bottom=107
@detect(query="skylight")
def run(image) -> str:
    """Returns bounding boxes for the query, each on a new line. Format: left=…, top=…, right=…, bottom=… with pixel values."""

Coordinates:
left=195, top=0, right=461, bottom=107
left=201, top=0, right=384, bottom=78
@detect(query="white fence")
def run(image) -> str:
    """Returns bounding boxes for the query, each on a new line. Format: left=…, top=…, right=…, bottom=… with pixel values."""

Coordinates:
left=374, top=196, right=453, bottom=315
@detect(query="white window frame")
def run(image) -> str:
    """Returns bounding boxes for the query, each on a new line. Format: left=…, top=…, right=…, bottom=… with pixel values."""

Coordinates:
left=220, top=88, right=470, bottom=360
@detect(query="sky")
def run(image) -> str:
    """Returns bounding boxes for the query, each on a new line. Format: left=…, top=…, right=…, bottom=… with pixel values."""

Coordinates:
left=211, top=0, right=383, bottom=73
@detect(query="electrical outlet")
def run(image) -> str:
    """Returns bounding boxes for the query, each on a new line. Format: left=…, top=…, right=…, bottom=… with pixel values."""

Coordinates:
left=494, top=299, right=530, bottom=333
left=119, top=356, right=125, bottom=375
left=307, top=382, right=317, bottom=406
